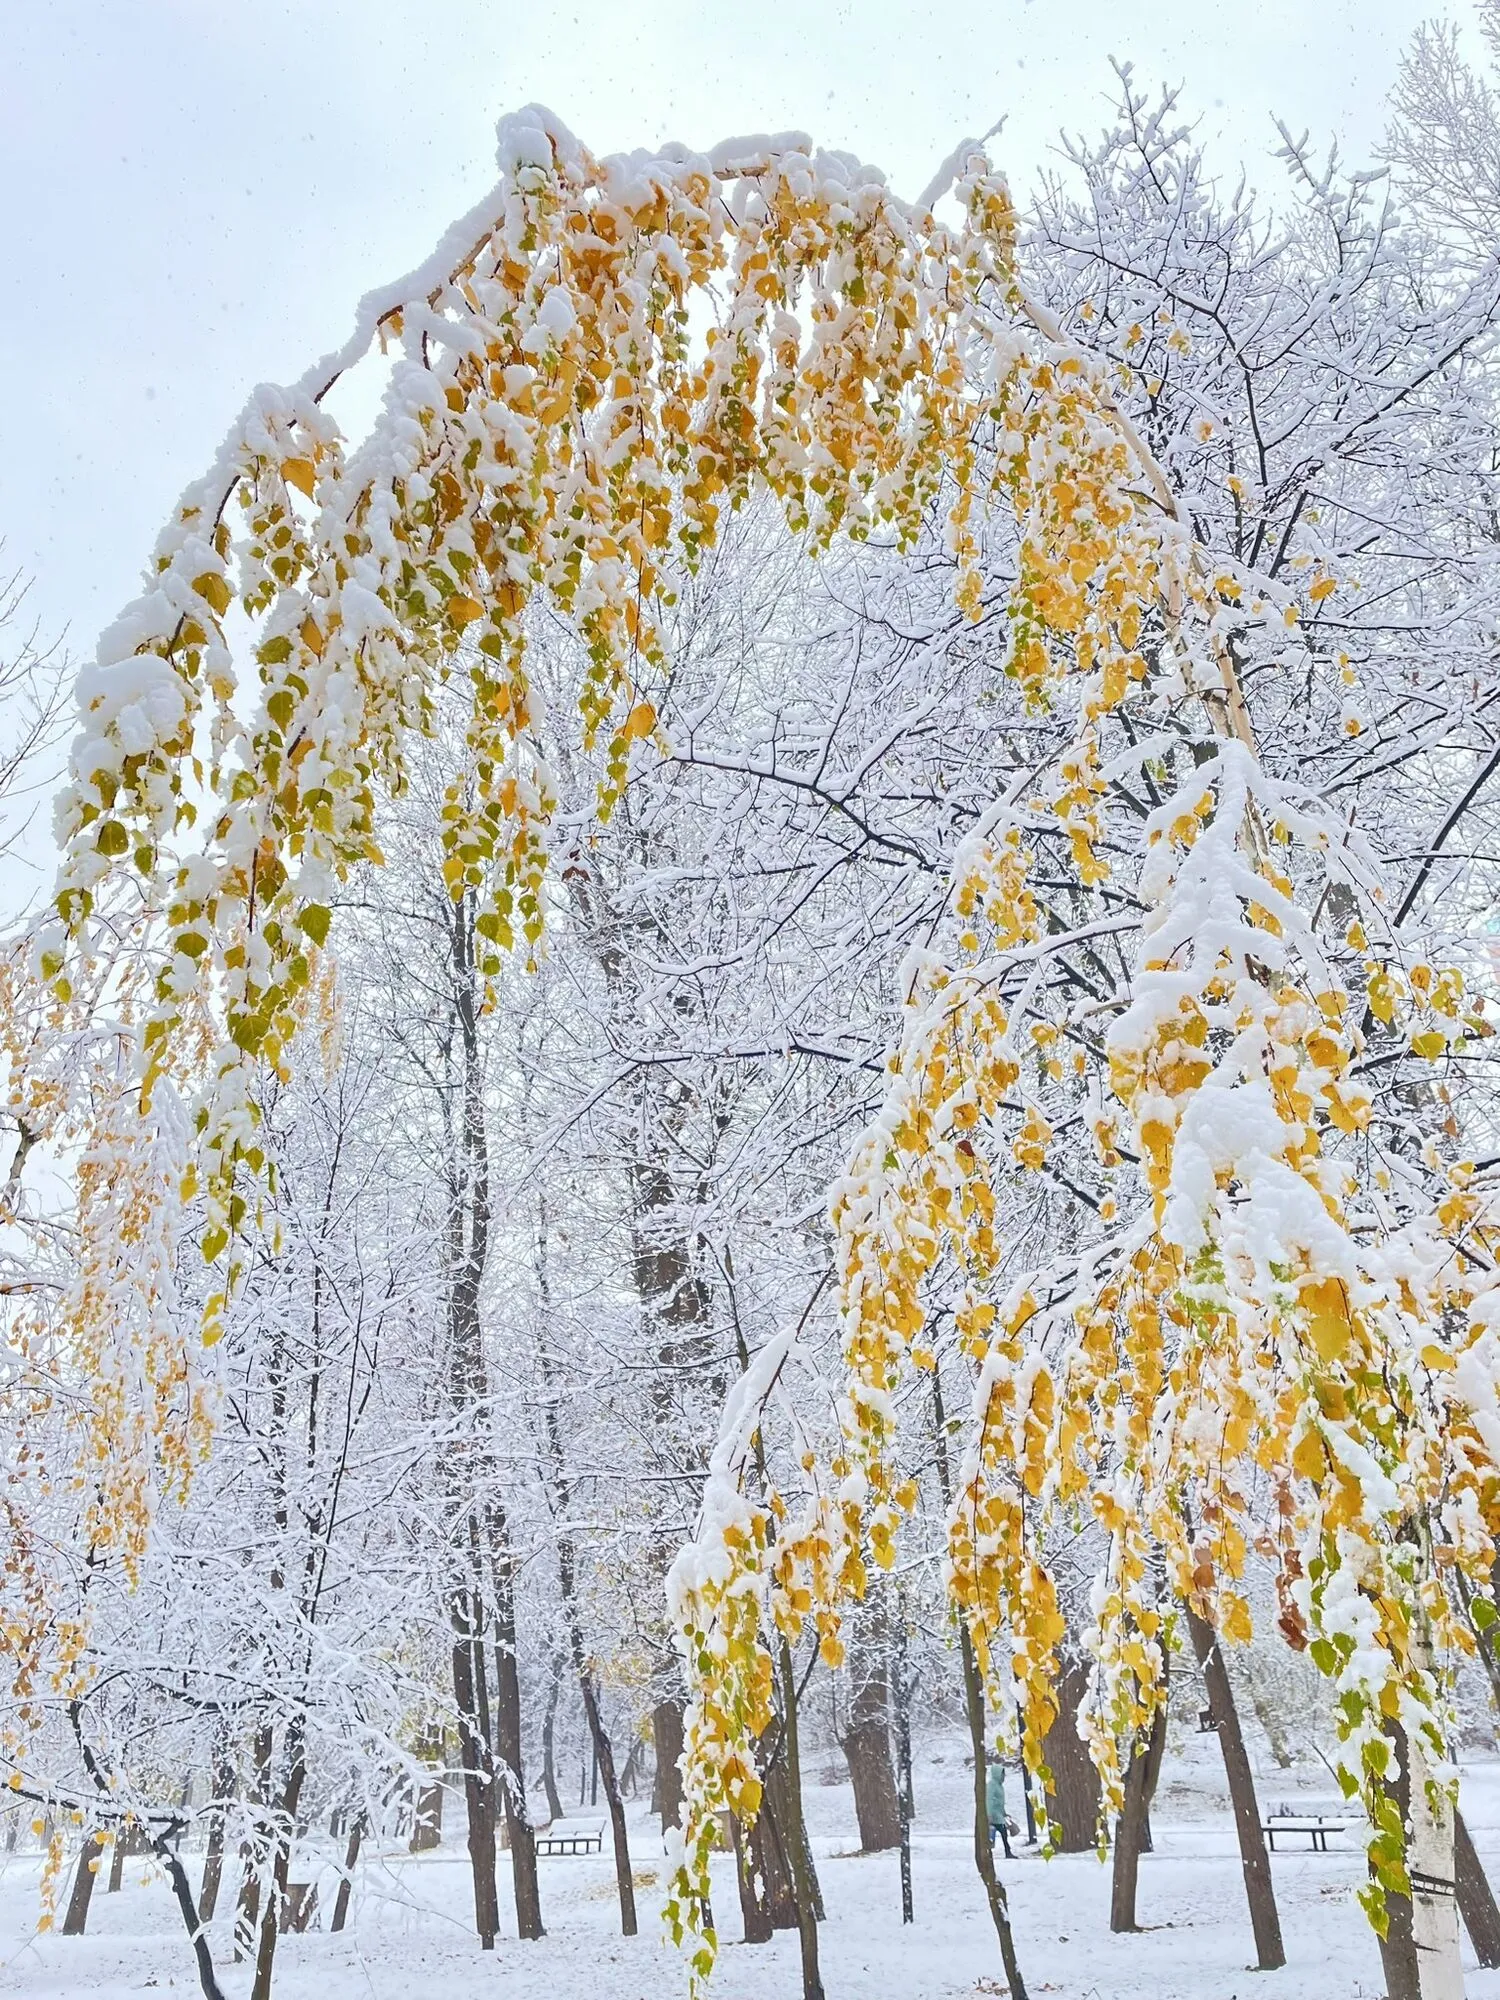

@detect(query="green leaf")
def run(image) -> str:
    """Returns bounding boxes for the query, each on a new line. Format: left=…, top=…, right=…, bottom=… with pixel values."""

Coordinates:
left=297, top=903, right=331, bottom=948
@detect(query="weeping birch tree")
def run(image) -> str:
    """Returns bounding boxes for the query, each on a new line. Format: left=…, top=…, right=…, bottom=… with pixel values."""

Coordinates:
left=10, top=85, right=1500, bottom=2000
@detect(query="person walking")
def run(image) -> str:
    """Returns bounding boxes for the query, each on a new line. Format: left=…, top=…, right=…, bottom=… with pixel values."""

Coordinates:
left=986, top=1755, right=1013, bottom=1860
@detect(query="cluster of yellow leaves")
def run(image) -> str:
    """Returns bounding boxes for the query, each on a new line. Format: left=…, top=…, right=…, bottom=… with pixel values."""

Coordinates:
left=0, top=944, right=213, bottom=1803
left=51, top=126, right=1030, bottom=1297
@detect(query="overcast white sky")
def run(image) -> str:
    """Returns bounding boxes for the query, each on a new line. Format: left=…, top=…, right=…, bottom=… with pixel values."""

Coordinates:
left=1, top=0, right=1471, bottom=671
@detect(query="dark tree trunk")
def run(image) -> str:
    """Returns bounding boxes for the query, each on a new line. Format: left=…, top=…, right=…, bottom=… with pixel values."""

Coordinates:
left=440, top=897, right=516, bottom=1955
left=577, top=1667, right=637, bottom=1935
left=1186, top=1607, right=1284, bottom=1969
left=451, top=1604, right=500, bottom=1949
left=410, top=1780, right=444, bottom=1853
left=531, top=1187, right=629, bottom=1933
left=732, top=1789, right=786, bottom=1942
left=1016, top=1707, right=1038, bottom=1846
left=198, top=1744, right=235, bottom=1921
left=892, top=1613, right=915, bottom=1922
left=541, top=1662, right=565, bottom=1825
left=1378, top=1890, right=1422, bottom=2000
left=841, top=1641, right=902, bottom=1853
left=1375, top=1721, right=1421, bottom=2000
left=619, top=1735, right=646, bottom=1797
left=479, top=1539, right=541, bottom=1943
left=1456, top=1807, right=1500, bottom=1969
left=250, top=1735, right=305, bottom=2000
left=489, top=1516, right=545, bottom=1943
left=235, top=1723, right=273, bottom=1962
left=1138, top=1676, right=1169, bottom=1856
left=62, top=1830, right=106, bottom=1935
left=150, top=1827, right=228, bottom=2000
left=764, top=1756, right=815, bottom=1930
left=776, top=1639, right=825, bottom=2000
left=959, top=1621, right=1029, bottom=1999
left=932, top=1366, right=1027, bottom=1999
left=331, top=1813, right=364, bottom=1933
left=108, top=1823, right=128, bottom=1893
left=543, top=1477, right=632, bottom=1934
left=1041, top=1658, right=1102, bottom=1852
left=653, top=1695, right=685, bottom=1832
left=1111, top=1703, right=1167, bottom=1933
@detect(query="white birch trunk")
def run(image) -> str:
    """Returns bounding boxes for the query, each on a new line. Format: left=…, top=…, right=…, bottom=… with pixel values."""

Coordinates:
left=1409, top=1593, right=1463, bottom=2000
left=1407, top=1726, right=1462, bottom=2000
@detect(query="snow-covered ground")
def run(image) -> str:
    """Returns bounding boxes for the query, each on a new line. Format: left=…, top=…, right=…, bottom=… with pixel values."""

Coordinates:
left=7, top=1738, right=1500, bottom=1999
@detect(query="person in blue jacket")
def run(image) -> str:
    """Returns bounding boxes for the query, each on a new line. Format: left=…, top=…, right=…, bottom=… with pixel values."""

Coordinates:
left=986, top=1755, right=1013, bottom=1859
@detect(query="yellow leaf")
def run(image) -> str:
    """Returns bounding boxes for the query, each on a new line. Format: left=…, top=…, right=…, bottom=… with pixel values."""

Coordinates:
left=1292, top=1426, right=1327, bottom=1483
left=448, top=594, right=483, bottom=628
left=1221, top=1593, right=1253, bottom=1645
left=282, top=457, right=317, bottom=498
left=193, top=571, right=232, bottom=617
left=1300, top=1277, right=1352, bottom=1362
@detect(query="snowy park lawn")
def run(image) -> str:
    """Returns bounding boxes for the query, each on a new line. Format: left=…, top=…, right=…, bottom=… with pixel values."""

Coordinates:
left=7, top=1742, right=1500, bottom=2000
left=8, top=1744, right=1500, bottom=1992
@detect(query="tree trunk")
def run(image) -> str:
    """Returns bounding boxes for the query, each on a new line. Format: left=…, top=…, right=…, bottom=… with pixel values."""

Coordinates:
left=1376, top=1717, right=1423, bottom=2000
left=62, top=1830, right=106, bottom=1936
left=653, top=1694, right=686, bottom=1832
left=1401, top=1573, right=1462, bottom=2000
left=892, top=1612, right=915, bottom=1922
left=732, top=1802, right=781, bottom=1942
left=331, top=1813, right=363, bottom=1933
left=1404, top=1724, right=1462, bottom=2000
left=543, top=1472, right=631, bottom=1935
left=932, top=1365, right=1027, bottom=1999
left=440, top=886, right=515, bottom=1952
left=234, top=1723, right=273, bottom=1962
left=410, top=1779, right=444, bottom=1853
left=250, top=1733, right=305, bottom=2000
left=1372, top=1698, right=1464, bottom=2000
left=540, top=1653, right=566, bottom=1823
left=841, top=1640, right=902, bottom=1853
left=489, top=1501, right=545, bottom=1942
left=1016, top=1707, right=1038, bottom=1846
left=107, top=1823, right=128, bottom=1893
left=577, top=1666, right=637, bottom=1935
left=1455, top=1808, right=1500, bottom=1969
left=1041, top=1657, right=1102, bottom=1852
left=1186, top=1606, right=1284, bottom=1969
left=198, top=1743, right=235, bottom=1921
left=763, top=1754, right=815, bottom=1929
left=451, top=1601, right=500, bottom=1949
left=958, top=1619, right=1029, bottom=1999
left=1110, top=1702, right=1167, bottom=1933
left=148, top=1825, right=228, bottom=2000
left=776, top=1638, right=824, bottom=2000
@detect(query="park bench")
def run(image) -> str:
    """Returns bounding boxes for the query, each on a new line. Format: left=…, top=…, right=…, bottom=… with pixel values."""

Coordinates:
left=534, top=1818, right=605, bottom=1856
left=1262, top=1812, right=1346, bottom=1852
